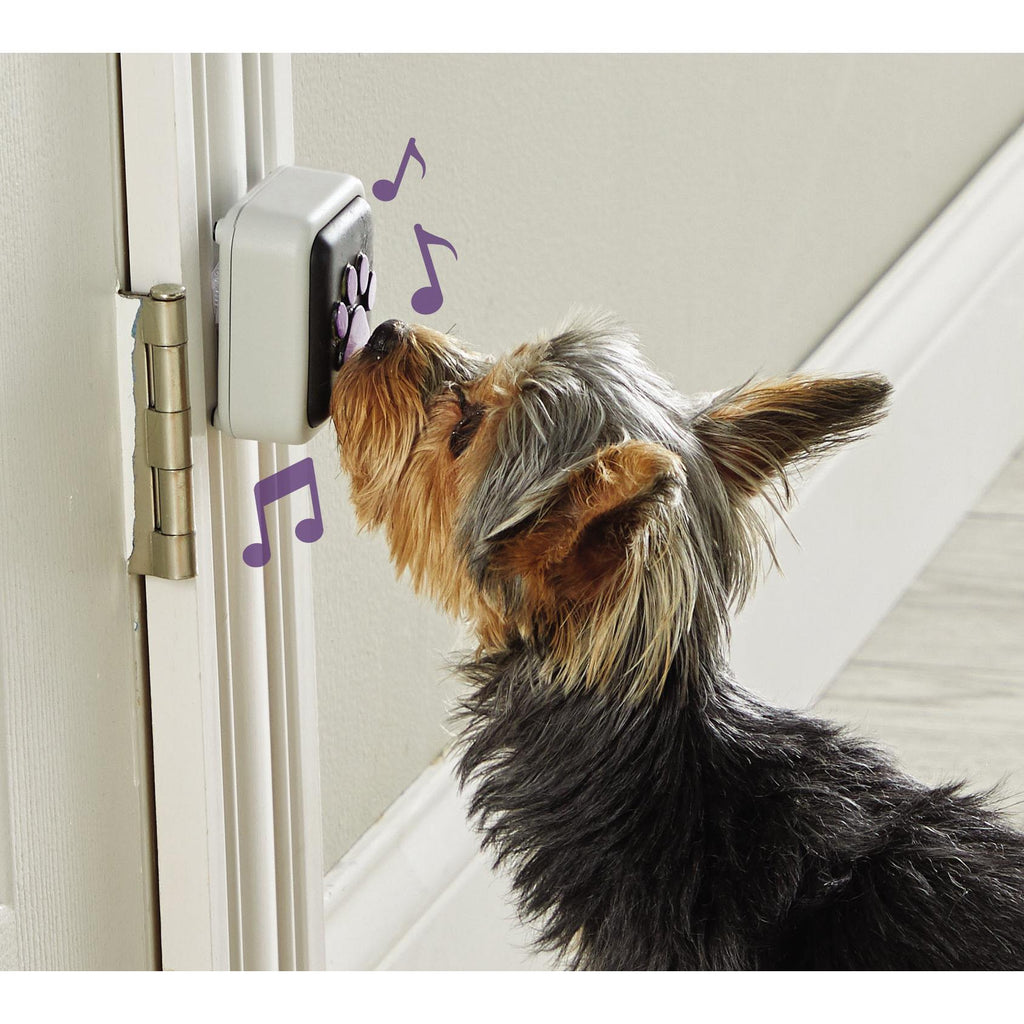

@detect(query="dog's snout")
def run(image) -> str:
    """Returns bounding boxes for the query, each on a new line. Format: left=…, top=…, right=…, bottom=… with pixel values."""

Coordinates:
left=366, top=319, right=407, bottom=359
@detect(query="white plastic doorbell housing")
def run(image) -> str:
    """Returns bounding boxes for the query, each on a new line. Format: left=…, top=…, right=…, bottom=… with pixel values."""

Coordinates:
left=213, top=165, right=374, bottom=444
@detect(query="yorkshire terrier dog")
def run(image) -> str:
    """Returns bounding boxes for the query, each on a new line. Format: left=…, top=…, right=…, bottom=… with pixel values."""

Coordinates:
left=331, top=314, right=1024, bottom=970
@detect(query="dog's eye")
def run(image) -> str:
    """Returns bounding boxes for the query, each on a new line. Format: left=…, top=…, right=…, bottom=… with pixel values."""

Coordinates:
left=450, top=405, right=484, bottom=458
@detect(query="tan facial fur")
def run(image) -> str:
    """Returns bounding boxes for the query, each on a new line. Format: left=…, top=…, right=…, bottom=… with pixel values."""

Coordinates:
left=331, top=326, right=519, bottom=623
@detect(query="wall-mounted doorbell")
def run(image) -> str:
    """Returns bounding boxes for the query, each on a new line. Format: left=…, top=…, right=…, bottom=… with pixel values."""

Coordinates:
left=213, top=165, right=374, bottom=444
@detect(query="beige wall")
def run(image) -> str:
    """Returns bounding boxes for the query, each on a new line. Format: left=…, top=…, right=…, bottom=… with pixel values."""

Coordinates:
left=0, top=54, right=153, bottom=967
left=294, top=54, right=1024, bottom=866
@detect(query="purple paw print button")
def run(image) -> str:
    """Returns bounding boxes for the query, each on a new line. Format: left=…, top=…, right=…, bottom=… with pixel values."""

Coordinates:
left=331, top=251, right=376, bottom=368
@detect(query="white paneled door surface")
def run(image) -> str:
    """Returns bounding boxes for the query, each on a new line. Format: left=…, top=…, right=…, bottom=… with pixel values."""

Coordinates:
left=0, top=54, right=157, bottom=970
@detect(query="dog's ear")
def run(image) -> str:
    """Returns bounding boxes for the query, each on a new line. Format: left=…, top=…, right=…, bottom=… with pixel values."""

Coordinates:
left=485, top=440, right=697, bottom=696
left=694, top=374, right=891, bottom=503
left=490, top=439, right=682, bottom=603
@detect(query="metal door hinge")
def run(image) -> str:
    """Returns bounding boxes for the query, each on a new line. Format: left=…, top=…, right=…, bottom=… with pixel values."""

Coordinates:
left=126, top=284, right=197, bottom=579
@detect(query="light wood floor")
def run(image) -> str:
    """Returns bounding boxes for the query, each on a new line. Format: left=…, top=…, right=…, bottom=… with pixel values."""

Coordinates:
left=814, top=445, right=1024, bottom=829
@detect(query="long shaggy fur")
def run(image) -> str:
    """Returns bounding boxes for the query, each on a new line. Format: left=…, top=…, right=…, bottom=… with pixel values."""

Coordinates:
left=456, top=649, right=1024, bottom=969
left=332, top=312, right=1024, bottom=970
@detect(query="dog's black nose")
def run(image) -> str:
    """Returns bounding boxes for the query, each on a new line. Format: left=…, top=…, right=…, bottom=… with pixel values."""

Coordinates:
left=366, top=319, right=407, bottom=358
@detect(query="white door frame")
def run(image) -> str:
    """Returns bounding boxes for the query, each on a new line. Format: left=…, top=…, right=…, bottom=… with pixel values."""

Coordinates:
left=117, top=52, right=324, bottom=970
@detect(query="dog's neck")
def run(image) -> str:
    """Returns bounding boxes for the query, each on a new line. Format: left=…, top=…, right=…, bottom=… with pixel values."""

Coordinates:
left=454, top=641, right=744, bottom=967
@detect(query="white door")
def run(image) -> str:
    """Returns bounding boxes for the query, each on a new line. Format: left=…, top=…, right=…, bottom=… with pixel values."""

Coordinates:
left=0, top=53, right=156, bottom=970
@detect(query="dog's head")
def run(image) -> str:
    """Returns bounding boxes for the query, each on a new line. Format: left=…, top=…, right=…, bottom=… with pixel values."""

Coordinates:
left=331, top=314, right=890, bottom=699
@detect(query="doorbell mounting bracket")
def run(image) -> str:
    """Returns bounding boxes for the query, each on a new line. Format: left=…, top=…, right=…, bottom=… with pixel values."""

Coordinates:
left=213, top=165, right=373, bottom=444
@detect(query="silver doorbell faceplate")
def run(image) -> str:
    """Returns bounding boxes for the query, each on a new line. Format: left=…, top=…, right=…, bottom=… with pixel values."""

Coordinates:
left=213, top=165, right=373, bottom=444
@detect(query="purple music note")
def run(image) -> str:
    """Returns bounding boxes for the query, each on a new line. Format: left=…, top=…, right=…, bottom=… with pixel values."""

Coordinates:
left=243, top=457, right=324, bottom=568
left=372, top=138, right=426, bottom=202
left=411, top=223, right=458, bottom=315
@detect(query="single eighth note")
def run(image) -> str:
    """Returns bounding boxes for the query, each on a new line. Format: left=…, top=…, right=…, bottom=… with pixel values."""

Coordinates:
left=372, top=138, right=426, bottom=202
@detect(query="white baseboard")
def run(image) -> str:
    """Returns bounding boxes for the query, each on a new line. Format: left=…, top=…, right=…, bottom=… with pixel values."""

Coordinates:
left=322, top=755, right=478, bottom=969
left=323, top=125, right=1024, bottom=970
left=377, top=843, right=553, bottom=970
